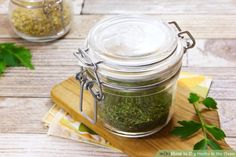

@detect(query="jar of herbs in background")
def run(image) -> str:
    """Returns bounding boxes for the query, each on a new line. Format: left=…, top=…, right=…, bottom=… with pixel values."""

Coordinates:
left=74, top=16, right=195, bottom=138
left=8, top=0, right=72, bottom=42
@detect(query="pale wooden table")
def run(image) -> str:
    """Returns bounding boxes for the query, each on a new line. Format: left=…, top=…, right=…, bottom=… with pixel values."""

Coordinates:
left=0, top=0, right=236, bottom=156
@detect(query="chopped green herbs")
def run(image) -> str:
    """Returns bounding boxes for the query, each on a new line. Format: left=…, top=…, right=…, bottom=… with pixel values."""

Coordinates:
left=171, top=93, right=226, bottom=150
left=0, top=43, right=34, bottom=75
left=97, top=84, right=174, bottom=132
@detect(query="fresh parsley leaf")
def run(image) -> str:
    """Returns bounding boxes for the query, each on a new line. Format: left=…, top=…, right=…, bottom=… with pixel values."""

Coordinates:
left=171, top=120, right=201, bottom=138
left=202, top=97, right=217, bottom=109
left=194, top=139, right=208, bottom=150
left=172, top=93, right=225, bottom=150
left=14, top=46, right=34, bottom=69
left=194, top=139, right=222, bottom=150
left=188, top=93, right=200, bottom=104
left=205, top=124, right=226, bottom=140
left=207, top=139, right=222, bottom=150
left=0, top=43, right=34, bottom=76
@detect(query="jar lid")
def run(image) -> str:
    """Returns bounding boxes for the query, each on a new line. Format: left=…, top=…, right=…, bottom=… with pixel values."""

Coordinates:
left=87, top=16, right=178, bottom=67
left=83, top=16, right=186, bottom=84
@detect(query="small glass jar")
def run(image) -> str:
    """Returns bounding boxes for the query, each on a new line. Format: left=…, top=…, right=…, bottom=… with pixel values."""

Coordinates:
left=74, top=16, right=195, bottom=138
left=8, top=0, right=72, bottom=42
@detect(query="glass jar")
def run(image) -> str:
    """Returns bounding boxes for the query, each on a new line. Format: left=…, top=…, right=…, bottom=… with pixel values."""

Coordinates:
left=74, top=16, right=195, bottom=138
left=8, top=0, right=72, bottom=42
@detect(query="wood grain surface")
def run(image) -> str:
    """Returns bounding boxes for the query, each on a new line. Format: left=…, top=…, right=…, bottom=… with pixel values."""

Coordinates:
left=0, top=0, right=235, bottom=156
left=82, top=0, right=236, bottom=15
left=2, top=15, right=236, bottom=39
left=0, top=134, right=126, bottom=157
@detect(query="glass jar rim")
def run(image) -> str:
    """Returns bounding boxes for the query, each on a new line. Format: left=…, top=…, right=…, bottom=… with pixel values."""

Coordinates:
left=10, top=0, right=61, bottom=9
left=11, top=0, right=43, bottom=8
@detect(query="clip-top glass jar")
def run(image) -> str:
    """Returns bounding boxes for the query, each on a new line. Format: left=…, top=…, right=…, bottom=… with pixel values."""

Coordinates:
left=74, top=16, right=195, bottom=138
left=9, top=0, right=72, bottom=42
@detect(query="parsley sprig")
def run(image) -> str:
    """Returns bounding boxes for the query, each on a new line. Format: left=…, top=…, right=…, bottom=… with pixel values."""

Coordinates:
left=0, top=43, right=34, bottom=75
left=171, top=93, right=226, bottom=150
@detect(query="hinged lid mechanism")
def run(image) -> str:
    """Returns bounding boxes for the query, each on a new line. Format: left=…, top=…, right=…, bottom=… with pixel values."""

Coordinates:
left=76, top=16, right=195, bottom=84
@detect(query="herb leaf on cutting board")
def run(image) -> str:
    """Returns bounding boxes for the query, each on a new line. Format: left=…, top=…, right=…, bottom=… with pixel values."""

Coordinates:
left=171, top=93, right=226, bottom=150
left=0, top=43, right=34, bottom=75
left=170, top=120, right=201, bottom=138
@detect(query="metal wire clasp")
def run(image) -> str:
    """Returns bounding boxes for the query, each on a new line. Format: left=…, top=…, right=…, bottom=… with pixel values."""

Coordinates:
left=74, top=48, right=103, bottom=124
left=168, top=21, right=196, bottom=53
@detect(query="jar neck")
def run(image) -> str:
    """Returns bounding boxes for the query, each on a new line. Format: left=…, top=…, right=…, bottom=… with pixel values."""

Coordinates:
left=10, top=0, right=62, bottom=9
left=11, top=0, right=44, bottom=8
left=86, top=63, right=182, bottom=92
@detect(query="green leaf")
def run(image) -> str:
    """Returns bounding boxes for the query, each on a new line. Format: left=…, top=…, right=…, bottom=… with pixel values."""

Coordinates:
left=0, top=46, right=21, bottom=66
left=14, top=46, right=34, bottom=69
left=207, top=139, right=222, bottom=150
left=0, top=62, right=6, bottom=75
left=78, top=123, right=97, bottom=135
left=171, top=120, right=201, bottom=138
left=0, top=43, right=34, bottom=73
left=202, top=97, right=217, bottom=109
left=194, top=139, right=208, bottom=150
left=205, top=125, right=226, bottom=140
left=188, top=93, right=200, bottom=104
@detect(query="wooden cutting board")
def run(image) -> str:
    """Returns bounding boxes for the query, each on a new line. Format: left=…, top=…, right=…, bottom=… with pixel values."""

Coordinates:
left=51, top=77, right=230, bottom=157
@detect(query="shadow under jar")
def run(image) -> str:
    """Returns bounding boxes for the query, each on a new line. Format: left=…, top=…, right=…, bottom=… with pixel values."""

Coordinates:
left=8, top=0, right=72, bottom=42
left=74, top=16, right=195, bottom=138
